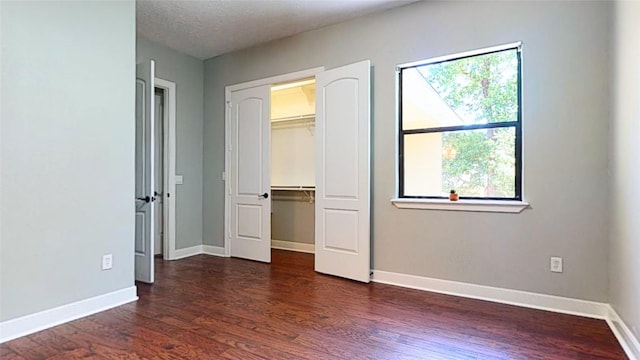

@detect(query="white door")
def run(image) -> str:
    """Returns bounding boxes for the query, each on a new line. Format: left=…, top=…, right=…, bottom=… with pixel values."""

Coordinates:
left=135, top=60, right=156, bottom=283
left=229, top=85, right=271, bottom=263
left=315, top=60, right=371, bottom=283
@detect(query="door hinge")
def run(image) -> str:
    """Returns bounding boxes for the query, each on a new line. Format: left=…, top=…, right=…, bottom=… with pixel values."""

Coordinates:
left=222, top=171, right=226, bottom=181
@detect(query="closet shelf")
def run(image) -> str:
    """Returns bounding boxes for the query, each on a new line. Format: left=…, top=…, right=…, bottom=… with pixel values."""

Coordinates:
left=271, top=114, right=315, bottom=130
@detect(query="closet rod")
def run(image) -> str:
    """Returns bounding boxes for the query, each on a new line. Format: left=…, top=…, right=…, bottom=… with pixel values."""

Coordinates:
left=271, top=186, right=315, bottom=191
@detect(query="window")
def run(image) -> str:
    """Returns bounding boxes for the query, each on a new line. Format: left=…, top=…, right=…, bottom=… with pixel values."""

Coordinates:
left=398, top=43, right=522, bottom=200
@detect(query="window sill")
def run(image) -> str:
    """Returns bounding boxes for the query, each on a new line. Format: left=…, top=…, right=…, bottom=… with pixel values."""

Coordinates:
left=390, top=198, right=529, bottom=213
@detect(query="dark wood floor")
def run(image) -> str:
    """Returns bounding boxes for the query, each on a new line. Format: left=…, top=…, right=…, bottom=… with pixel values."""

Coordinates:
left=1, top=250, right=626, bottom=359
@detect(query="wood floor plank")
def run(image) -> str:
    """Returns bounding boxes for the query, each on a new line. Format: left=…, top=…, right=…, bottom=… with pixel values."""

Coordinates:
left=0, top=351, right=28, bottom=360
left=0, top=250, right=627, bottom=359
left=4, top=336, right=57, bottom=360
left=0, top=344, right=17, bottom=357
left=0, top=344, right=27, bottom=360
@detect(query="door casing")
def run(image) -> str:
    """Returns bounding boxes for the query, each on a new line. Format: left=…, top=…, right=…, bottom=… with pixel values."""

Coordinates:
left=155, top=77, right=178, bottom=260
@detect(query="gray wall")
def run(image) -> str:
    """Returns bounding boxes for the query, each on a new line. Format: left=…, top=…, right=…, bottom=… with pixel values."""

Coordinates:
left=609, top=0, right=640, bottom=349
left=137, top=37, right=204, bottom=250
left=271, top=195, right=314, bottom=245
left=0, top=1, right=135, bottom=321
left=204, top=1, right=611, bottom=302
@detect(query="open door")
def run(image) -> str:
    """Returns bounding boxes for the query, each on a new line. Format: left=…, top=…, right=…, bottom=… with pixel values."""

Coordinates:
left=315, top=60, right=371, bottom=283
left=229, top=85, right=272, bottom=263
left=135, top=60, right=156, bottom=283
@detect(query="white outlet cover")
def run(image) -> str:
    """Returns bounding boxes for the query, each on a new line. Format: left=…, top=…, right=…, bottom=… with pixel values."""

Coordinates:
left=550, top=257, right=563, bottom=273
left=175, top=175, right=184, bottom=185
left=102, top=254, right=113, bottom=270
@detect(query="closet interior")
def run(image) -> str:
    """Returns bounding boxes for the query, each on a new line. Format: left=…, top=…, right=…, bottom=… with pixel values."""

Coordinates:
left=270, top=78, right=316, bottom=252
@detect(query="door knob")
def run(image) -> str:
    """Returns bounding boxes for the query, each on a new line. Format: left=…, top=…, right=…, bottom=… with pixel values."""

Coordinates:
left=258, top=192, right=269, bottom=199
left=137, top=196, right=151, bottom=203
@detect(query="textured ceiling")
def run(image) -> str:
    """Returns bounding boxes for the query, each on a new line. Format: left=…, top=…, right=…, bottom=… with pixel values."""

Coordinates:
left=137, top=0, right=417, bottom=60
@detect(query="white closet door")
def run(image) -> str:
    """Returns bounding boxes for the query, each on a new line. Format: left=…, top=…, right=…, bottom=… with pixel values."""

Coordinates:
left=229, top=85, right=272, bottom=263
left=315, top=60, right=371, bottom=283
left=135, top=60, right=156, bottom=283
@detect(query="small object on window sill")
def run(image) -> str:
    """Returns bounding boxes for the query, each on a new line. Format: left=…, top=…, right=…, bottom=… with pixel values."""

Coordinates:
left=449, top=190, right=459, bottom=201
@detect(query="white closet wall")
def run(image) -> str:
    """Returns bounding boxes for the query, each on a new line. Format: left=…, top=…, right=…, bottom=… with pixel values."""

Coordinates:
left=271, top=83, right=315, bottom=187
left=271, top=194, right=315, bottom=246
left=271, top=127, right=315, bottom=186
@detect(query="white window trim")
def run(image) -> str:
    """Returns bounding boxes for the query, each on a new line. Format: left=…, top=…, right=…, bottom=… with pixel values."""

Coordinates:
left=396, top=43, right=525, bottom=208
left=390, top=198, right=529, bottom=213
left=397, top=41, right=522, bottom=70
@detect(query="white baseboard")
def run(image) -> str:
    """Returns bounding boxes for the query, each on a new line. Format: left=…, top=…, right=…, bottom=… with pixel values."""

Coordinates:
left=171, top=244, right=229, bottom=260
left=172, top=245, right=204, bottom=260
left=372, top=270, right=609, bottom=319
left=203, top=245, right=227, bottom=257
left=0, top=286, right=137, bottom=344
left=271, top=239, right=315, bottom=254
left=606, top=306, right=640, bottom=360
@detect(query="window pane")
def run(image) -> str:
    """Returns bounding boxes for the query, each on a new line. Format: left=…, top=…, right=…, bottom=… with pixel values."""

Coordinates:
left=403, top=127, right=516, bottom=198
left=402, top=48, right=518, bottom=130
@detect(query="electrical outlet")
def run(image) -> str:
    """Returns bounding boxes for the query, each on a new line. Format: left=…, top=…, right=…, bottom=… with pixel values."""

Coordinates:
left=550, top=257, right=563, bottom=273
left=102, top=254, right=113, bottom=270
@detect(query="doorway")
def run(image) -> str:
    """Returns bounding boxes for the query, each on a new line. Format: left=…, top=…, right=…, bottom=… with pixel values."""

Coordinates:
left=270, top=78, right=317, bottom=255
left=154, top=88, right=165, bottom=257
left=224, top=61, right=372, bottom=283
left=154, top=78, right=177, bottom=260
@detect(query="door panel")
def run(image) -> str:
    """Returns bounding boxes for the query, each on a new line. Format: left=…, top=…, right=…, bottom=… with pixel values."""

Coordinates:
left=135, top=60, right=155, bottom=283
left=315, top=60, right=371, bottom=283
left=135, top=213, right=145, bottom=253
left=230, top=85, right=271, bottom=263
left=324, top=79, right=359, bottom=198
left=237, top=99, right=263, bottom=195
left=323, top=209, right=359, bottom=252
left=237, top=205, right=263, bottom=239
